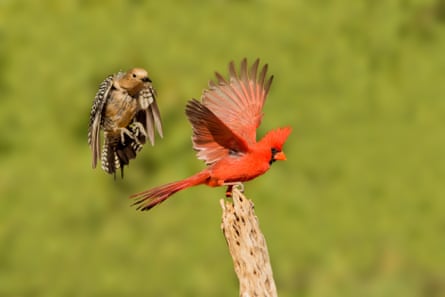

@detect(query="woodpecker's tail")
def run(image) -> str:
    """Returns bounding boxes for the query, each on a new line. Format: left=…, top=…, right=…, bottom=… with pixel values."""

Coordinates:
left=101, top=135, right=121, bottom=178
left=101, top=132, right=143, bottom=178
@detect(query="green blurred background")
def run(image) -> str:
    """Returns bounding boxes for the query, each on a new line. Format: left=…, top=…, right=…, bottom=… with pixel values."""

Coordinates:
left=1, top=0, right=445, bottom=296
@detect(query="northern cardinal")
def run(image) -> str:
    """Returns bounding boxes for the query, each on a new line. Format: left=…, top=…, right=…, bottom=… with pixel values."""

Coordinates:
left=131, top=59, right=291, bottom=210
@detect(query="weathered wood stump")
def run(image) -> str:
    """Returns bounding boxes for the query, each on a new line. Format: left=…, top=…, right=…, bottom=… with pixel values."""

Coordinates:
left=220, top=188, right=278, bottom=297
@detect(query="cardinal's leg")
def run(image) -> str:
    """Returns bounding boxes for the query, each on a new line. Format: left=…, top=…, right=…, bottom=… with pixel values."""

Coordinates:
left=225, top=185, right=233, bottom=197
left=223, top=182, right=244, bottom=197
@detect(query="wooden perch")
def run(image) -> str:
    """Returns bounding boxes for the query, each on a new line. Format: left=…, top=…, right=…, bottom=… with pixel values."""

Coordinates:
left=220, top=188, right=278, bottom=297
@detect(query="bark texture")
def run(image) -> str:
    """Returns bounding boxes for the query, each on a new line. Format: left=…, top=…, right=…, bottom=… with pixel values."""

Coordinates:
left=220, top=188, right=278, bottom=297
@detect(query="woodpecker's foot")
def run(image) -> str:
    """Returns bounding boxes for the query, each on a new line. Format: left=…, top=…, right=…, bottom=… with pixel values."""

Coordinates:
left=119, top=127, right=137, bottom=144
left=129, top=121, right=147, bottom=138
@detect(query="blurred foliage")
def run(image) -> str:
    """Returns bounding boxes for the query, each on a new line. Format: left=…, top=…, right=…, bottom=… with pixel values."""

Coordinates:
left=1, top=0, right=445, bottom=296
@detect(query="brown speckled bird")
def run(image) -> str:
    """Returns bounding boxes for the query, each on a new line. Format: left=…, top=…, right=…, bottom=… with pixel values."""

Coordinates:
left=88, top=68, right=163, bottom=178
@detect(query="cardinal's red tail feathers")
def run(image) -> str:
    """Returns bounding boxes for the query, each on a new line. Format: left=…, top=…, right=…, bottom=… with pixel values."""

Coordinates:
left=130, top=171, right=210, bottom=211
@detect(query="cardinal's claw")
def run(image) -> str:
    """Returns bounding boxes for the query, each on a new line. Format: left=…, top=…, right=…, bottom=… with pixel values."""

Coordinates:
left=236, top=183, right=245, bottom=193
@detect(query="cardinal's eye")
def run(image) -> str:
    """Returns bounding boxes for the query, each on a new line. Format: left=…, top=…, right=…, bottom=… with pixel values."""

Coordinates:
left=269, top=148, right=278, bottom=165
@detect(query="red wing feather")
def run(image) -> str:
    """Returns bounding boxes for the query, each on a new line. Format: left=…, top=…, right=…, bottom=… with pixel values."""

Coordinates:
left=201, top=58, right=273, bottom=145
left=185, top=99, right=249, bottom=165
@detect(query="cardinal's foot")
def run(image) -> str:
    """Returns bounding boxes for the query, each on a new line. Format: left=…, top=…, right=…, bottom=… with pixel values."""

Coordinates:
left=225, top=185, right=233, bottom=197
left=224, top=182, right=244, bottom=197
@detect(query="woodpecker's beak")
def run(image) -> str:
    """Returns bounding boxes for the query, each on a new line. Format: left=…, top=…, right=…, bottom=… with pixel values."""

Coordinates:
left=274, top=151, right=286, bottom=161
left=142, top=77, right=152, bottom=83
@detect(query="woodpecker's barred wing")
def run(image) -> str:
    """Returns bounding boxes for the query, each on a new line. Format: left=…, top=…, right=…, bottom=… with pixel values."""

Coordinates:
left=88, top=74, right=114, bottom=169
left=104, top=84, right=163, bottom=178
left=135, top=86, right=163, bottom=146
left=186, top=99, right=249, bottom=165
left=201, top=58, right=273, bottom=146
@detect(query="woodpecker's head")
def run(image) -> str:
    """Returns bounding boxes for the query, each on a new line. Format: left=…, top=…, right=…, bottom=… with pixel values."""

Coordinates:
left=120, top=68, right=152, bottom=95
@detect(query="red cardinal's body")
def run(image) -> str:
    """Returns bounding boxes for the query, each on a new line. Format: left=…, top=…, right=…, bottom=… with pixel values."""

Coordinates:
left=131, top=59, right=291, bottom=210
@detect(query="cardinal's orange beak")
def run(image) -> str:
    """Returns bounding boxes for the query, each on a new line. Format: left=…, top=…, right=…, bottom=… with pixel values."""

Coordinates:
left=274, top=151, right=287, bottom=161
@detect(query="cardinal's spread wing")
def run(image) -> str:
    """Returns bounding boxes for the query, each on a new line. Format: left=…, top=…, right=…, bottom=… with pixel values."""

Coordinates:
left=185, top=99, right=249, bottom=165
left=88, top=74, right=114, bottom=168
left=201, top=58, right=273, bottom=145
